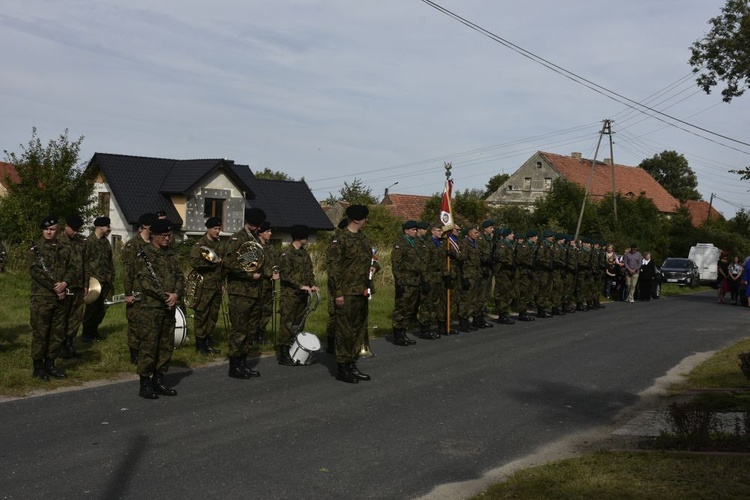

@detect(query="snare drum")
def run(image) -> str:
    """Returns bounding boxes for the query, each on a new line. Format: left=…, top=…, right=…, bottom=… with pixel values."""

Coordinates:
left=289, top=332, right=321, bottom=365
left=174, top=307, right=188, bottom=349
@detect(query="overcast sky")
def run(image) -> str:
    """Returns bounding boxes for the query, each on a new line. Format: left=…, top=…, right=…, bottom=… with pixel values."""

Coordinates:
left=1, top=0, right=748, bottom=218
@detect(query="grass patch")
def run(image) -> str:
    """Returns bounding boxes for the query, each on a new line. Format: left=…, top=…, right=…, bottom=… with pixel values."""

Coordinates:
left=473, top=451, right=750, bottom=499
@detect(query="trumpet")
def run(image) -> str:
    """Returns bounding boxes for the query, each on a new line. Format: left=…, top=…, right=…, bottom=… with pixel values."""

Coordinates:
left=105, top=292, right=142, bottom=306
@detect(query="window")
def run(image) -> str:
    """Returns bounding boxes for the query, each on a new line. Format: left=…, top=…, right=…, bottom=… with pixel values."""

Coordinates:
left=98, top=192, right=110, bottom=216
left=111, top=234, right=122, bottom=249
left=523, top=178, right=531, bottom=190
left=544, top=178, right=552, bottom=189
left=204, top=198, right=224, bottom=220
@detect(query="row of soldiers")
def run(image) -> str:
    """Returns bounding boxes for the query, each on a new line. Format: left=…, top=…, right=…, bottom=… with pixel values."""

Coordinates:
left=390, top=219, right=608, bottom=344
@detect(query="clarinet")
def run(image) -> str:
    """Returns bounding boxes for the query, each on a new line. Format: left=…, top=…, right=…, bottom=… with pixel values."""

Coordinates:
left=365, top=248, right=377, bottom=299
left=30, top=241, right=72, bottom=297
left=137, top=249, right=169, bottom=306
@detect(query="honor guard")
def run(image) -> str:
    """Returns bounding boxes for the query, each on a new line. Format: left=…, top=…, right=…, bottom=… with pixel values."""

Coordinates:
left=492, top=228, right=516, bottom=324
left=391, top=220, right=422, bottom=346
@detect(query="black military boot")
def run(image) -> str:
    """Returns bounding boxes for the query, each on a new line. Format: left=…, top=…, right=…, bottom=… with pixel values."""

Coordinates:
left=240, top=355, right=261, bottom=377
left=59, top=339, right=72, bottom=359
left=595, top=300, right=605, bottom=309
left=458, top=317, right=471, bottom=332
left=497, top=314, right=515, bottom=325
left=517, top=311, right=535, bottom=322
left=278, top=346, right=296, bottom=366
left=139, top=376, right=158, bottom=399
left=228, top=356, right=251, bottom=379
left=436, top=321, right=456, bottom=336
left=129, top=348, right=139, bottom=365
left=327, top=331, right=336, bottom=354
left=551, top=306, right=562, bottom=316
left=206, top=336, right=221, bottom=354
left=418, top=325, right=438, bottom=340
left=336, top=363, right=359, bottom=384
left=392, top=328, right=411, bottom=346
left=195, top=338, right=211, bottom=356
left=152, top=372, right=177, bottom=396
left=537, top=307, right=551, bottom=319
left=44, top=358, right=66, bottom=379
left=479, top=316, right=494, bottom=328
left=32, top=359, right=50, bottom=381
left=564, top=305, right=576, bottom=314
left=349, top=362, right=371, bottom=381
left=66, top=337, right=81, bottom=358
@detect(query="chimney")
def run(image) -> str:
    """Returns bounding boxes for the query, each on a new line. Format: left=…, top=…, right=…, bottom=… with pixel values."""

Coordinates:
left=571, top=152, right=582, bottom=159
left=603, top=158, right=611, bottom=165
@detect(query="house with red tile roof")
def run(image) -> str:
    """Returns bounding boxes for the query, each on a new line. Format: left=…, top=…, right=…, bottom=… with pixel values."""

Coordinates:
left=683, top=199, right=723, bottom=227
left=486, top=151, right=680, bottom=215
left=0, top=161, right=20, bottom=197
left=380, top=192, right=432, bottom=222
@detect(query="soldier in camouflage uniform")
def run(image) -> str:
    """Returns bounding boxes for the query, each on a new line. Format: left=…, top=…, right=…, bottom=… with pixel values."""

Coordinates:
left=133, top=219, right=185, bottom=399
left=277, top=225, right=319, bottom=365
left=223, top=207, right=267, bottom=379
left=551, top=233, right=568, bottom=316
left=562, top=236, right=579, bottom=313
left=575, top=238, right=592, bottom=311
left=57, top=214, right=88, bottom=359
left=535, top=230, right=555, bottom=318
left=391, top=220, right=423, bottom=346
left=421, top=223, right=452, bottom=336
left=492, top=228, right=516, bottom=324
left=122, top=213, right=155, bottom=364
left=477, top=220, right=495, bottom=326
left=0, top=239, right=7, bottom=272
left=590, top=240, right=606, bottom=309
left=29, top=215, right=74, bottom=380
left=82, top=217, right=115, bottom=342
left=458, top=227, right=484, bottom=332
left=328, top=205, right=380, bottom=384
left=325, top=218, right=348, bottom=353
left=416, top=222, right=441, bottom=339
left=514, top=232, right=535, bottom=322
left=256, top=220, right=281, bottom=345
left=188, top=217, right=224, bottom=356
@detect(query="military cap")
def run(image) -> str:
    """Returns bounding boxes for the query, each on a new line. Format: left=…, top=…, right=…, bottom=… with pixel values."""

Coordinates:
left=40, top=214, right=58, bottom=229
left=205, top=217, right=222, bottom=228
left=526, top=229, right=538, bottom=238
left=542, top=229, right=554, bottom=238
left=244, top=207, right=266, bottom=226
left=150, top=219, right=172, bottom=234
left=65, top=214, right=84, bottom=231
left=416, top=221, right=429, bottom=230
left=138, top=213, right=157, bottom=227
left=554, top=232, right=566, bottom=241
left=258, top=220, right=271, bottom=233
left=515, top=232, right=525, bottom=240
left=337, top=218, right=348, bottom=230
left=500, top=228, right=513, bottom=237
left=402, top=220, right=418, bottom=230
left=346, top=204, right=369, bottom=221
left=290, top=224, right=310, bottom=241
left=481, top=219, right=495, bottom=228
left=94, top=216, right=111, bottom=227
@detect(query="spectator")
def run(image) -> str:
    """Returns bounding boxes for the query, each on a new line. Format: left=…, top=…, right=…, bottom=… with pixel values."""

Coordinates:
left=717, top=252, right=729, bottom=304
left=728, top=256, right=743, bottom=305
left=622, top=243, right=642, bottom=303
left=603, top=244, right=619, bottom=299
left=637, top=252, right=657, bottom=301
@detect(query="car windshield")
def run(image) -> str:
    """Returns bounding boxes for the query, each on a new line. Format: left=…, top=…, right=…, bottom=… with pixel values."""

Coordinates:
left=662, top=258, right=690, bottom=269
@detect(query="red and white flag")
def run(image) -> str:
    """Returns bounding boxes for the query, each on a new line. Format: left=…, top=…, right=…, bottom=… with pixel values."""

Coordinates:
left=440, top=178, right=454, bottom=232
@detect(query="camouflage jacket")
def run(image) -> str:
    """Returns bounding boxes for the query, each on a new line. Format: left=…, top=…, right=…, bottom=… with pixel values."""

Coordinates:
left=328, top=228, right=379, bottom=297
left=57, top=232, right=88, bottom=288
left=492, top=238, right=515, bottom=272
left=279, top=245, right=315, bottom=291
left=392, top=235, right=422, bottom=286
left=133, top=243, right=185, bottom=309
left=86, top=234, right=115, bottom=284
left=29, top=237, right=73, bottom=298
left=189, top=235, right=224, bottom=291
left=122, top=234, right=150, bottom=296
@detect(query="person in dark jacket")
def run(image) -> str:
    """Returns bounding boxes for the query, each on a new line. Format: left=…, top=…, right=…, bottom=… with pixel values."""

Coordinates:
left=637, top=251, right=656, bottom=301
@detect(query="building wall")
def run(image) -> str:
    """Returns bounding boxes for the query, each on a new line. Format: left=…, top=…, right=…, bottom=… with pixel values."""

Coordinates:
left=486, top=153, right=560, bottom=207
left=184, top=170, right=246, bottom=235
left=92, top=181, right=130, bottom=248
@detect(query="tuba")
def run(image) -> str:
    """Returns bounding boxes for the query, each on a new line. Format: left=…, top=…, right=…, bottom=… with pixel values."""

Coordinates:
left=237, top=240, right=265, bottom=273
left=184, top=246, right=221, bottom=309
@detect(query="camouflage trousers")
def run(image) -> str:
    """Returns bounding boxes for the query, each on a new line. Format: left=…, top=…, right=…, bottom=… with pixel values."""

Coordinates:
left=126, top=302, right=141, bottom=350
left=64, top=288, right=86, bottom=339
left=517, top=269, right=535, bottom=312
left=227, top=293, right=262, bottom=357
left=392, top=284, right=420, bottom=330
left=193, top=289, right=222, bottom=341
left=418, top=280, right=440, bottom=327
left=279, top=289, right=309, bottom=347
left=136, top=306, right=175, bottom=376
left=30, top=296, right=66, bottom=360
left=536, top=271, right=555, bottom=309
left=83, top=282, right=112, bottom=334
left=335, top=295, right=368, bottom=364
left=458, top=278, right=483, bottom=319
left=493, top=269, right=515, bottom=316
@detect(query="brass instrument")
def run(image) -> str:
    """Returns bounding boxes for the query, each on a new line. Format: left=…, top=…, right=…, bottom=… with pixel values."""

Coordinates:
left=237, top=240, right=265, bottom=273
left=104, top=292, right=142, bottom=306
left=359, top=337, right=375, bottom=358
left=184, top=245, right=221, bottom=309
left=84, top=277, right=102, bottom=305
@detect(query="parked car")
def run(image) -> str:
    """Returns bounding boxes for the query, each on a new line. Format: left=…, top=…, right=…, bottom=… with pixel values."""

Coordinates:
left=660, top=258, right=700, bottom=287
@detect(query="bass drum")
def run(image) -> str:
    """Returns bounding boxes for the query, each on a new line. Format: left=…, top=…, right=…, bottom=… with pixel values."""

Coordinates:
left=174, top=307, right=188, bottom=349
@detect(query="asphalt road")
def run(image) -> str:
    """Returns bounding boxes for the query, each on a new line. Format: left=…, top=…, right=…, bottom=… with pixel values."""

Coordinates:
left=1, top=291, right=747, bottom=499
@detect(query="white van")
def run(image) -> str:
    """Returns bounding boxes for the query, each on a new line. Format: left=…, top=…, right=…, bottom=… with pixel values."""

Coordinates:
left=688, top=243, right=722, bottom=284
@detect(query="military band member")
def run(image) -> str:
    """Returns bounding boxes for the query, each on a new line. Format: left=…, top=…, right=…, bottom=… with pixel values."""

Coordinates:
left=277, top=225, right=319, bottom=365
left=492, top=228, right=516, bottom=324
left=189, top=217, right=224, bottom=356
left=122, top=213, right=155, bottom=364
left=29, top=214, right=73, bottom=380
left=391, top=220, right=422, bottom=346
left=325, top=218, right=348, bottom=353
left=328, top=205, right=380, bottom=384
left=222, top=207, right=266, bottom=379
left=256, top=220, right=280, bottom=345
left=133, top=219, right=184, bottom=399
left=82, top=217, right=115, bottom=342
left=58, top=214, right=88, bottom=359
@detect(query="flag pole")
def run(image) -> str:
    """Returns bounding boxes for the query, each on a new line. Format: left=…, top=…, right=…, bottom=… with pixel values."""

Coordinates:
left=442, top=162, right=453, bottom=336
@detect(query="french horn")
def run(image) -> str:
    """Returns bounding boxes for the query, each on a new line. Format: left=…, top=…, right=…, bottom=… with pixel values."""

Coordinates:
left=184, top=245, right=221, bottom=309
left=237, top=240, right=264, bottom=273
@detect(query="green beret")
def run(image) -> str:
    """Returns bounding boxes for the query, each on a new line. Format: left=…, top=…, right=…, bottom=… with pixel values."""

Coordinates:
left=481, top=219, right=494, bottom=228
left=416, top=221, right=429, bottom=230
left=515, top=232, right=525, bottom=239
left=526, top=229, right=538, bottom=237
left=500, top=228, right=513, bottom=237
left=542, top=229, right=554, bottom=238
left=402, top=220, right=418, bottom=230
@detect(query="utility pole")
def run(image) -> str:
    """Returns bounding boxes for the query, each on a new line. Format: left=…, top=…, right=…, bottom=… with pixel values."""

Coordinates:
left=574, top=120, right=608, bottom=241
left=605, top=119, right=617, bottom=222
left=706, top=193, right=715, bottom=226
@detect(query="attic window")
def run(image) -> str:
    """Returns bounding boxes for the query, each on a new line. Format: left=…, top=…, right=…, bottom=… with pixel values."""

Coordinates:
left=536, top=161, right=542, bottom=169
left=204, top=198, right=224, bottom=219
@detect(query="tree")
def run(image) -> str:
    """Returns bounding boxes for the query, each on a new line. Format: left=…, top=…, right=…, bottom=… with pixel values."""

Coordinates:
left=0, top=128, right=95, bottom=243
left=327, top=178, right=377, bottom=205
left=484, top=172, right=510, bottom=198
left=689, top=0, right=750, bottom=102
left=638, top=151, right=701, bottom=202
left=421, top=189, right=489, bottom=227
left=254, top=168, right=296, bottom=181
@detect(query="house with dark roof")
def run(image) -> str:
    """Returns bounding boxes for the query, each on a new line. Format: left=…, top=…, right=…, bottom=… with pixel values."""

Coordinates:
left=87, top=153, right=333, bottom=245
left=486, top=151, right=680, bottom=215
left=683, top=199, right=723, bottom=227
left=0, top=161, right=20, bottom=197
